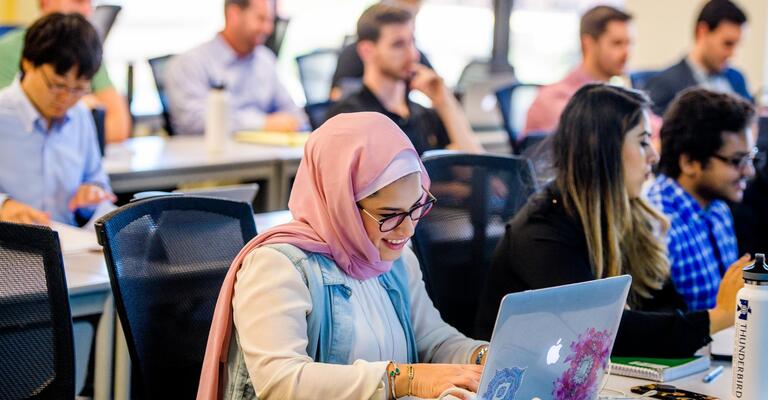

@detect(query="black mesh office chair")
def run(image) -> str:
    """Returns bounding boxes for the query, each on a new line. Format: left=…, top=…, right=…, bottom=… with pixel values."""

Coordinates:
left=91, top=107, right=106, bottom=156
left=265, top=16, right=290, bottom=56
left=91, top=4, right=122, bottom=42
left=305, top=100, right=336, bottom=130
left=296, top=49, right=339, bottom=104
left=495, top=82, right=543, bottom=154
left=148, top=55, right=175, bottom=135
left=412, top=153, right=538, bottom=336
left=94, top=196, right=257, bottom=399
left=0, top=222, right=75, bottom=399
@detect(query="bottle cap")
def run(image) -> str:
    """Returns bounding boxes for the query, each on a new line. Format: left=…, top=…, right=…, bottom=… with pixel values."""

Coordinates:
left=209, top=80, right=226, bottom=90
left=744, top=253, right=768, bottom=282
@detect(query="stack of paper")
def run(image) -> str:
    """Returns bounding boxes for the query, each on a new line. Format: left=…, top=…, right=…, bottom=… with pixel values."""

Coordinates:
left=50, top=222, right=102, bottom=255
left=234, top=131, right=310, bottom=147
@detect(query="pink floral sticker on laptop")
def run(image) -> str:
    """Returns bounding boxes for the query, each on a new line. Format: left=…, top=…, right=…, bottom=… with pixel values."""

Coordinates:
left=552, top=327, right=612, bottom=400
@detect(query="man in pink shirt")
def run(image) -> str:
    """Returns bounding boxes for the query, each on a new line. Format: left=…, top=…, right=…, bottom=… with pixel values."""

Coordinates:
left=523, top=6, right=632, bottom=139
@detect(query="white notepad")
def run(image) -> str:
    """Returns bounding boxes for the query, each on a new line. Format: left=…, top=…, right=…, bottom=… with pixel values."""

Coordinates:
left=711, top=327, right=734, bottom=358
left=49, top=222, right=101, bottom=255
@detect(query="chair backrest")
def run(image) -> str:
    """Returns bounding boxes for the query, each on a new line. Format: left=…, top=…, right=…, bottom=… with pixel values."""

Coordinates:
left=495, top=82, right=541, bottom=151
left=94, top=196, right=257, bottom=399
left=0, top=222, right=75, bottom=399
left=629, top=69, right=660, bottom=90
left=412, top=153, right=538, bottom=336
left=148, top=54, right=175, bottom=135
left=91, top=107, right=106, bottom=156
left=758, top=115, right=768, bottom=154
left=305, top=100, right=336, bottom=130
left=296, top=49, right=339, bottom=104
left=172, top=183, right=260, bottom=206
left=91, top=4, right=122, bottom=42
left=265, top=16, right=290, bottom=56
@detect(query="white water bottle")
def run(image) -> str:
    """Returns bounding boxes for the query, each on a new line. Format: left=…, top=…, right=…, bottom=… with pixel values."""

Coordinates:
left=731, top=253, right=768, bottom=399
left=205, top=82, right=229, bottom=154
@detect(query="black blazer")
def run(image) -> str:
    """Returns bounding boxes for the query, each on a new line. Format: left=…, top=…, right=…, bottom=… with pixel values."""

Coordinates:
left=474, top=186, right=712, bottom=357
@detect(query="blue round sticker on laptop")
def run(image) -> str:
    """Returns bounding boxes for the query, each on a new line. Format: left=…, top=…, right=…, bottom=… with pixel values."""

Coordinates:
left=483, top=367, right=526, bottom=400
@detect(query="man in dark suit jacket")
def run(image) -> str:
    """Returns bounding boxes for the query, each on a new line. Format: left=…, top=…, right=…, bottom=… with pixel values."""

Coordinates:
left=644, top=0, right=751, bottom=116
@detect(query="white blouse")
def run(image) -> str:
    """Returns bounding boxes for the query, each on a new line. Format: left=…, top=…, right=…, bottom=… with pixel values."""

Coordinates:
left=232, top=245, right=486, bottom=400
left=338, top=272, right=409, bottom=365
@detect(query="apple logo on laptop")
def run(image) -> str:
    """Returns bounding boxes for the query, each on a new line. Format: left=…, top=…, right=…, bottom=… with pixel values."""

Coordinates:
left=546, top=338, right=562, bottom=365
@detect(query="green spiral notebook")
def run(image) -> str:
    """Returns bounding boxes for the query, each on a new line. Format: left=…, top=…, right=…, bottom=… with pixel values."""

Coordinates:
left=610, top=355, right=711, bottom=382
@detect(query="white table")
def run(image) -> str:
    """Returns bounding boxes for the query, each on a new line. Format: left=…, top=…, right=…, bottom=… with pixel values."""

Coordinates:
left=104, top=136, right=303, bottom=211
left=64, top=252, right=111, bottom=317
left=62, top=251, right=114, bottom=400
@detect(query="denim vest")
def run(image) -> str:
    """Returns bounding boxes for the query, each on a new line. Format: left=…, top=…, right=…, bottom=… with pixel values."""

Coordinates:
left=223, top=243, right=419, bottom=400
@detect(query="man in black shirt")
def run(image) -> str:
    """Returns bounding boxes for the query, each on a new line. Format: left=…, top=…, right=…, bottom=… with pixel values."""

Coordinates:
left=329, top=0, right=431, bottom=101
left=330, top=43, right=431, bottom=102
left=326, top=3, right=482, bottom=155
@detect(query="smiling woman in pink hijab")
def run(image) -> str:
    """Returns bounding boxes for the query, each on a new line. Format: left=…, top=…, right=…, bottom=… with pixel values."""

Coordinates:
left=198, top=112, right=488, bottom=400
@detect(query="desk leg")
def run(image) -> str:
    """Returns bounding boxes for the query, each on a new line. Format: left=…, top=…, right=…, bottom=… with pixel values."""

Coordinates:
left=114, top=322, right=132, bottom=400
left=266, top=161, right=282, bottom=211
left=94, top=295, right=114, bottom=400
left=277, top=160, right=299, bottom=211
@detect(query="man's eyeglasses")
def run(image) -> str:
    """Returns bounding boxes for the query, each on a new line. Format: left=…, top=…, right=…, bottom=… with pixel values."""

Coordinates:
left=711, top=147, right=761, bottom=170
left=358, top=187, right=436, bottom=232
left=40, top=68, right=90, bottom=97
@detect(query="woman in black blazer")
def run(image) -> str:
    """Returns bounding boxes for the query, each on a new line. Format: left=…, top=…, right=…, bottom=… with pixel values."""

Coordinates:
left=475, top=84, right=746, bottom=357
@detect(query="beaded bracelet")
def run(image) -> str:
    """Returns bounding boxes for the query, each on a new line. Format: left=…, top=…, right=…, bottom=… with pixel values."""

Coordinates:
left=388, top=361, right=401, bottom=399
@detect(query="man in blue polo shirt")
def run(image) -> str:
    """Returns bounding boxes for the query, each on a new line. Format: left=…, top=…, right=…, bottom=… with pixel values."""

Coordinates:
left=0, top=12, right=115, bottom=226
left=648, top=88, right=755, bottom=311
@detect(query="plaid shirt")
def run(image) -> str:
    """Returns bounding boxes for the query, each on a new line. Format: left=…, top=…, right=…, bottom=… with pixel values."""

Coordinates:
left=647, top=174, right=739, bottom=311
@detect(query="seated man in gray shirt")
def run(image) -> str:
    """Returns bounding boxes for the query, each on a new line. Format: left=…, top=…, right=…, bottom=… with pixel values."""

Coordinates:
left=165, top=0, right=307, bottom=135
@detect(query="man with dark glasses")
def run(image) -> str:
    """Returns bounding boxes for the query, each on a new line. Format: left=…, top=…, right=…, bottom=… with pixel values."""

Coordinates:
left=648, top=87, right=756, bottom=312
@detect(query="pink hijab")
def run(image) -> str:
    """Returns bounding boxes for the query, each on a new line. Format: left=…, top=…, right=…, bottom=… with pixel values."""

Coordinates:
left=197, top=112, right=430, bottom=398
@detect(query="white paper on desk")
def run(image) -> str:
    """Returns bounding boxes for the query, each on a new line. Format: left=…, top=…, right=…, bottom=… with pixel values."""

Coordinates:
left=711, top=326, right=734, bottom=357
left=50, top=221, right=101, bottom=254
left=82, top=201, right=117, bottom=231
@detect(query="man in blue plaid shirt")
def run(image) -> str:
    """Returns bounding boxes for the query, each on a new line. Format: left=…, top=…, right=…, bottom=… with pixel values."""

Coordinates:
left=648, top=88, right=755, bottom=311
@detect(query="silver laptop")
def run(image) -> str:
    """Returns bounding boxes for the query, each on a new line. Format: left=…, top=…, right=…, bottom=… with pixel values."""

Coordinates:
left=477, top=275, right=631, bottom=400
left=460, top=78, right=515, bottom=131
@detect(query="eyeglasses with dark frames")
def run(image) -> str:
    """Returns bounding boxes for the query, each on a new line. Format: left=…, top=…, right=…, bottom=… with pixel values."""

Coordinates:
left=711, top=147, right=761, bottom=170
left=358, top=187, right=436, bottom=232
left=40, top=68, right=90, bottom=97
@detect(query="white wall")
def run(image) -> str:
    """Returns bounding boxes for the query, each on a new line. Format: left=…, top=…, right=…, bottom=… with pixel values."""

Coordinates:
left=625, top=0, right=768, bottom=94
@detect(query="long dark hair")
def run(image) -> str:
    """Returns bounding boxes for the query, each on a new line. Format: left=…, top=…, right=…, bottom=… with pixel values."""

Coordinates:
left=552, top=83, right=668, bottom=298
